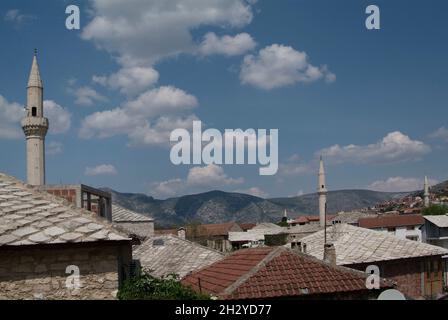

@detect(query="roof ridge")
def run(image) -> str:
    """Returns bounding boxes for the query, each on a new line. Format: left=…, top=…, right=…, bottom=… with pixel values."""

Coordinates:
left=220, top=247, right=285, bottom=297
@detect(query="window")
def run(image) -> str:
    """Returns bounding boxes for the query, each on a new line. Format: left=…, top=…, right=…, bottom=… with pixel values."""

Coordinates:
left=387, top=227, right=396, bottom=232
left=31, top=107, right=37, bottom=117
left=406, top=226, right=414, bottom=231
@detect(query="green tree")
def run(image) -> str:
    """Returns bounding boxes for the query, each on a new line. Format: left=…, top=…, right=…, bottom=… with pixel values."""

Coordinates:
left=118, top=271, right=210, bottom=300
left=422, top=204, right=448, bottom=216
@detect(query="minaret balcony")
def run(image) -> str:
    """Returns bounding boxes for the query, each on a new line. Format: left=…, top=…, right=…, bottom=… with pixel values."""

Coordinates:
left=21, top=117, right=49, bottom=137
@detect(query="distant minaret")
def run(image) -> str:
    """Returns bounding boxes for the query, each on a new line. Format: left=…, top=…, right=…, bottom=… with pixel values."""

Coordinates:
left=423, top=176, right=430, bottom=207
left=282, top=209, right=288, bottom=223
left=318, top=156, right=327, bottom=227
left=21, top=50, right=48, bottom=185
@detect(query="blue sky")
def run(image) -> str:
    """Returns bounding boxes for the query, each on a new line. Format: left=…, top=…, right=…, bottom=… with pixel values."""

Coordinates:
left=1, top=0, right=447, bottom=198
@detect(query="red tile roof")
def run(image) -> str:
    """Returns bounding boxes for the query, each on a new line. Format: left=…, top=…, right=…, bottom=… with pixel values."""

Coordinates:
left=181, top=247, right=392, bottom=299
left=358, top=214, right=424, bottom=229
left=194, top=222, right=242, bottom=237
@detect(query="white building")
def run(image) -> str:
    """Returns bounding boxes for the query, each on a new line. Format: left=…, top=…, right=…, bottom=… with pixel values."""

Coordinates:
left=358, top=214, right=424, bottom=242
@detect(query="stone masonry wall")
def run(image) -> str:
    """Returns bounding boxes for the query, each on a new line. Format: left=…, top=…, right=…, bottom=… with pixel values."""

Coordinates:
left=0, top=244, right=131, bottom=300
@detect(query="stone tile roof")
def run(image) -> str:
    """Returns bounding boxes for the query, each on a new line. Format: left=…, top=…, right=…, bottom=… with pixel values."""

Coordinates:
left=424, top=215, right=448, bottom=228
left=112, top=204, right=154, bottom=222
left=0, top=173, right=130, bottom=247
left=331, top=211, right=377, bottom=225
left=358, top=214, right=424, bottom=229
left=181, top=247, right=393, bottom=300
left=285, top=224, right=322, bottom=234
left=251, top=222, right=283, bottom=231
left=229, top=224, right=322, bottom=242
left=133, top=234, right=224, bottom=278
left=301, top=224, right=448, bottom=265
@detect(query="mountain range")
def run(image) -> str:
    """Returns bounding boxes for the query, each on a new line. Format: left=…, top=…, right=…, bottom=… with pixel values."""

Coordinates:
left=106, top=188, right=409, bottom=227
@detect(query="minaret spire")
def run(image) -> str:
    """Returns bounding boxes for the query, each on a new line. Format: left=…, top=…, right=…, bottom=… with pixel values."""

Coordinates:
left=22, top=50, right=49, bottom=185
left=28, top=49, right=43, bottom=89
left=423, top=176, right=430, bottom=207
left=318, top=156, right=327, bottom=227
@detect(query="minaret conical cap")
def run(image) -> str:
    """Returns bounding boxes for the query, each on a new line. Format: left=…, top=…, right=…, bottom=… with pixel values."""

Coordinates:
left=27, top=50, right=43, bottom=88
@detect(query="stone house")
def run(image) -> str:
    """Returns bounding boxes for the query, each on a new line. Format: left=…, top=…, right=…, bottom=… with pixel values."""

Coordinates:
left=0, top=173, right=133, bottom=300
left=187, top=222, right=243, bottom=252
left=112, top=204, right=154, bottom=241
left=301, top=224, right=448, bottom=299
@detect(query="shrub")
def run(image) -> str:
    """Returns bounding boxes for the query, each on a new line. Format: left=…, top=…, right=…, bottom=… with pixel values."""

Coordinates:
left=422, top=204, right=448, bottom=216
left=118, top=271, right=210, bottom=300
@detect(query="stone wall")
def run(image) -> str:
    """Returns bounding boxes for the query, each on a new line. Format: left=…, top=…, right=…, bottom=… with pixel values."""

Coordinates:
left=0, top=243, right=131, bottom=300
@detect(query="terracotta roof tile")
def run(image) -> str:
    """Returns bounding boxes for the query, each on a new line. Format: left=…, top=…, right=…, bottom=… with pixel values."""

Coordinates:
left=181, top=247, right=393, bottom=299
left=358, top=214, right=424, bottom=229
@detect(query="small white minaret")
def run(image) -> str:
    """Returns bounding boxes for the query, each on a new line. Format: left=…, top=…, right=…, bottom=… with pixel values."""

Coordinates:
left=21, top=50, right=49, bottom=186
left=318, top=156, right=327, bottom=227
left=423, top=176, right=430, bottom=207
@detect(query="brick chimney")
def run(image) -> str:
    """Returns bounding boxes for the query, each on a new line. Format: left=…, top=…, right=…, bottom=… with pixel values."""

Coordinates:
left=323, top=243, right=336, bottom=266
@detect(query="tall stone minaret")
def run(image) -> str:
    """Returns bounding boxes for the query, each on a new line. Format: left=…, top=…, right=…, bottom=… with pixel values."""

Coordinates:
left=423, top=176, right=430, bottom=207
left=318, top=156, right=327, bottom=227
left=21, top=50, right=48, bottom=186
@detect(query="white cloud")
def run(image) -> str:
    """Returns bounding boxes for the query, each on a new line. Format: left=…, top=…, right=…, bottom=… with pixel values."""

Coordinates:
left=82, top=0, right=255, bottom=66
left=79, top=108, right=138, bottom=139
left=187, top=164, right=243, bottom=186
left=279, top=154, right=312, bottom=176
left=46, top=142, right=63, bottom=155
left=199, top=32, right=256, bottom=56
left=93, top=67, right=159, bottom=96
left=125, top=86, right=198, bottom=118
left=240, top=44, right=335, bottom=90
left=80, top=0, right=258, bottom=148
left=235, top=187, right=268, bottom=198
left=318, top=131, right=431, bottom=165
left=127, top=114, right=198, bottom=147
left=368, top=176, right=439, bottom=192
left=85, top=164, right=117, bottom=176
left=0, top=94, right=24, bottom=139
left=429, top=127, right=448, bottom=143
left=43, top=100, right=72, bottom=134
left=151, top=164, right=243, bottom=198
left=79, top=86, right=199, bottom=147
left=71, top=86, right=107, bottom=107
left=4, top=9, right=35, bottom=27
